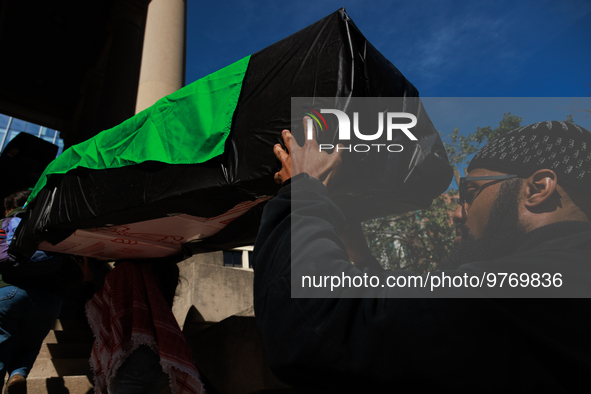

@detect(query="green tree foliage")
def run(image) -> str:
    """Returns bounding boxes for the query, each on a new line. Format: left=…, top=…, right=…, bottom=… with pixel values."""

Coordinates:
left=565, top=95, right=591, bottom=122
left=362, top=113, right=522, bottom=273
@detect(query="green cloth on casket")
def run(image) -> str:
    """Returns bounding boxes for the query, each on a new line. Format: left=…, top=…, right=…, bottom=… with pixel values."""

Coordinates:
left=28, top=55, right=251, bottom=203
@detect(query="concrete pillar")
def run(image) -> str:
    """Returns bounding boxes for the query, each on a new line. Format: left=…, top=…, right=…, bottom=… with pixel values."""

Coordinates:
left=135, top=0, right=186, bottom=113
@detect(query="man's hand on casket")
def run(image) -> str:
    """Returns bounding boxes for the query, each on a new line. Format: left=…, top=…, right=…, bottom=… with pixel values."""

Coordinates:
left=273, top=116, right=342, bottom=187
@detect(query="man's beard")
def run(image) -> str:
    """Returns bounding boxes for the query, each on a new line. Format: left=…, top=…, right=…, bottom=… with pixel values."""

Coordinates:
left=440, top=179, right=527, bottom=270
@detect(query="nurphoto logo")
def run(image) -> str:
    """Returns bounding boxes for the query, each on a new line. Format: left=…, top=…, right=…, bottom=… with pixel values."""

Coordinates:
left=304, top=109, right=418, bottom=153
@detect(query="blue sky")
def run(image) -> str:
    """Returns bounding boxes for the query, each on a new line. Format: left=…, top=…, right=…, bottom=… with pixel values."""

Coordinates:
left=186, top=0, right=591, bottom=132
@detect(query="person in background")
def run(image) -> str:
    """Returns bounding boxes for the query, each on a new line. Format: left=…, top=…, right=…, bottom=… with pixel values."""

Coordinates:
left=86, top=260, right=205, bottom=394
left=0, top=190, right=66, bottom=394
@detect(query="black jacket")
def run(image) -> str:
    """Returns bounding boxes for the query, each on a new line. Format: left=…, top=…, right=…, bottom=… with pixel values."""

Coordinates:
left=252, top=174, right=591, bottom=393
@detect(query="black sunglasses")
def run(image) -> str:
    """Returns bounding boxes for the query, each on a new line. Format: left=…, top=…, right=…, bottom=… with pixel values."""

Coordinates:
left=458, top=174, right=518, bottom=205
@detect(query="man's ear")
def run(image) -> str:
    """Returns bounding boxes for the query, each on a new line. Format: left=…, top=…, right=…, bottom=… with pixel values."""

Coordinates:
left=524, top=169, right=558, bottom=209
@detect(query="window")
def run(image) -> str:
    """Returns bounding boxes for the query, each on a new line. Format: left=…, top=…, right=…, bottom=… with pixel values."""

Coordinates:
left=0, top=114, right=64, bottom=157
left=223, top=246, right=253, bottom=270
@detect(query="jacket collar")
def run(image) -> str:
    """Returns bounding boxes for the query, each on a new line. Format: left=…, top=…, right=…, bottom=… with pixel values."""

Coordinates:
left=515, top=221, right=591, bottom=254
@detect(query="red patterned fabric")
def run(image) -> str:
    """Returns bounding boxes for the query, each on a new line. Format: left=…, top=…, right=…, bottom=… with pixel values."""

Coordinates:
left=86, top=261, right=205, bottom=394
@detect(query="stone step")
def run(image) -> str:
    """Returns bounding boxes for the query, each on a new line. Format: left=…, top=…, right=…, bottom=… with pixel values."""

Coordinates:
left=43, top=330, right=94, bottom=345
left=21, top=375, right=93, bottom=394
left=29, top=358, right=92, bottom=378
left=38, top=342, right=93, bottom=360
left=51, top=318, right=91, bottom=332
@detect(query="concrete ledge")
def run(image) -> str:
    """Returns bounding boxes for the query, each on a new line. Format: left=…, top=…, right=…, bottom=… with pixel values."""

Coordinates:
left=173, top=252, right=255, bottom=327
left=24, top=376, right=93, bottom=394
left=37, top=343, right=92, bottom=360
left=29, top=359, right=91, bottom=378
left=43, top=330, right=94, bottom=345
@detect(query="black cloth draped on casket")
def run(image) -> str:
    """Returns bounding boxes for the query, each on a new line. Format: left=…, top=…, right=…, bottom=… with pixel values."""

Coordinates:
left=10, top=8, right=452, bottom=261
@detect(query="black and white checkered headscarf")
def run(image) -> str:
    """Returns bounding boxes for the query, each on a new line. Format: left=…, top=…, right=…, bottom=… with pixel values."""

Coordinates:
left=468, top=121, right=591, bottom=195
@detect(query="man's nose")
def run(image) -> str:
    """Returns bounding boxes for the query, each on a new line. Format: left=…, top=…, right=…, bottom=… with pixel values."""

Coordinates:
left=452, top=203, right=466, bottom=223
